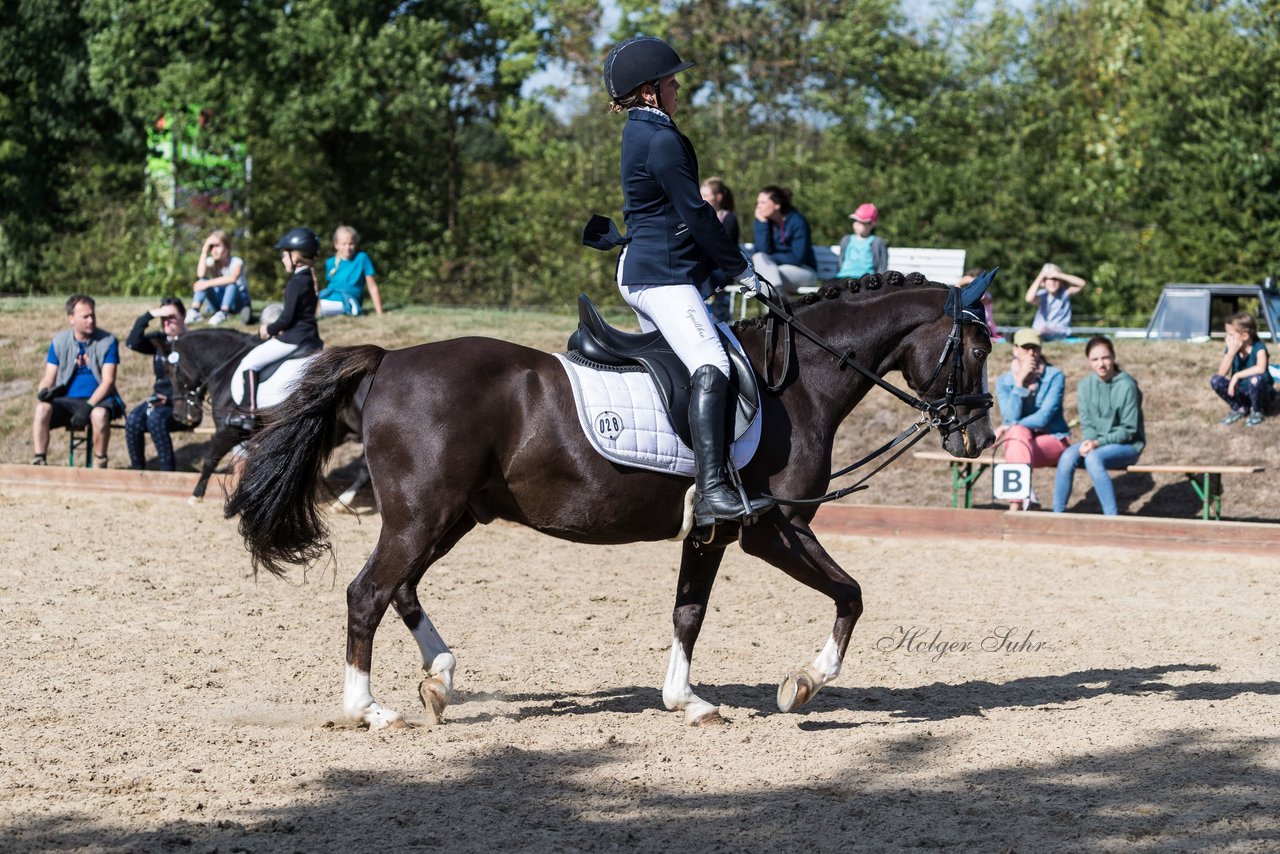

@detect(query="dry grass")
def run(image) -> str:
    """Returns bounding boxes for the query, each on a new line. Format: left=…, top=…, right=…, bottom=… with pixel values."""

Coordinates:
left=1, top=297, right=1274, bottom=521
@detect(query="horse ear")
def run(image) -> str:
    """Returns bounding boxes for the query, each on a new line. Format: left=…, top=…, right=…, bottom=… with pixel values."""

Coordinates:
left=960, top=267, right=997, bottom=308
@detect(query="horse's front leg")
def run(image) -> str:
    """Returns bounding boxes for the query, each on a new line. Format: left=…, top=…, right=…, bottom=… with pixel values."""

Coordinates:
left=740, top=515, right=863, bottom=713
left=189, top=428, right=244, bottom=504
left=329, top=453, right=370, bottom=512
left=663, top=538, right=728, bottom=726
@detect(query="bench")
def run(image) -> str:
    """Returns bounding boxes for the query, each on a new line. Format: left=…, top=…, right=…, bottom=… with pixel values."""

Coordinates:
left=67, top=418, right=124, bottom=468
left=912, top=450, right=999, bottom=509
left=1124, top=464, right=1265, bottom=521
left=913, top=452, right=1265, bottom=520
left=728, top=245, right=967, bottom=319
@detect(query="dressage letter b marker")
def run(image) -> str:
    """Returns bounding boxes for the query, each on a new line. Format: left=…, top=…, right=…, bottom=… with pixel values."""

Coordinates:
left=992, top=463, right=1031, bottom=501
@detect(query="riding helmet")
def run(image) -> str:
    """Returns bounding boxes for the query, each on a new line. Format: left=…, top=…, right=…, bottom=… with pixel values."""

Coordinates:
left=275, top=227, right=320, bottom=256
left=603, top=36, right=694, bottom=100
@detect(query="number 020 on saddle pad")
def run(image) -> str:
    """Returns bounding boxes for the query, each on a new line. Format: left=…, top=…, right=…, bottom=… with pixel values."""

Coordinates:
left=554, top=295, right=762, bottom=477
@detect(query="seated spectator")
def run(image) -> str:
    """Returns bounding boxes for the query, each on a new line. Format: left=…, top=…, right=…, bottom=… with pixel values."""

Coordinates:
left=995, top=328, right=1070, bottom=510
left=751, top=185, right=818, bottom=296
left=32, top=295, right=126, bottom=467
left=698, top=177, right=739, bottom=323
left=957, top=267, right=1001, bottom=340
left=1024, top=262, right=1087, bottom=340
left=318, top=225, right=383, bottom=317
left=1210, top=311, right=1272, bottom=426
left=187, top=230, right=250, bottom=326
left=124, top=297, right=188, bottom=471
left=836, top=202, right=887, bottom=279
left=1053, top=336, right=1145, bottom=515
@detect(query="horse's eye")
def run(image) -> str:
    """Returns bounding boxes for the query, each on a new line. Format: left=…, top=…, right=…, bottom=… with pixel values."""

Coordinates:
left=971, top=348, right=988, bottom=362
left=168, top=352, right=181, bottom=365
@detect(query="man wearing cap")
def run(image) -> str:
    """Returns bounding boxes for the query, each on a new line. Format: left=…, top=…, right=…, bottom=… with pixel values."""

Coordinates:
left=836, top=202, right=888, bottom=279
left=994, top=328, right=1071, bottom=509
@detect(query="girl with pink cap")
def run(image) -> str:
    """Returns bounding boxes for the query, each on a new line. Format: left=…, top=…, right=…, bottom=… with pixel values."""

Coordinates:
left=836, top=202, right=887, bottom=279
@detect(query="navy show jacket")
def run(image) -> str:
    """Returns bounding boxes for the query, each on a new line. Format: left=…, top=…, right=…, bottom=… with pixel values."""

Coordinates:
left=615, top=109, right=749, bottom=286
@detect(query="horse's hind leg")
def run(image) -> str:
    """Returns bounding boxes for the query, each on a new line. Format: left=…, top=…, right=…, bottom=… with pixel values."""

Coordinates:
left=389, top=514, right=477, bottom=725
left=740, top=517, right=864, bottom=713
left=344, top=512, right=468, bottom=729
left=663, top=539, right=729, bottom=726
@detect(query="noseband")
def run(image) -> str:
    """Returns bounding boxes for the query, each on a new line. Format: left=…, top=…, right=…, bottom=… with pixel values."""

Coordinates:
left=750, top=284, right=993, bottom=506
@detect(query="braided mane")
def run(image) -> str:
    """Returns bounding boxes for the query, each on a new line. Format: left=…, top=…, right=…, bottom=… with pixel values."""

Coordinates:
left=732, top=270, right=943, bottom=332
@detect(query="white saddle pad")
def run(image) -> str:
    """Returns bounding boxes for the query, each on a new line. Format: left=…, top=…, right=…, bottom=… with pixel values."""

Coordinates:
left=230, top=355, right=314, bottom=409
left=555, top=326, right=762, bottom=477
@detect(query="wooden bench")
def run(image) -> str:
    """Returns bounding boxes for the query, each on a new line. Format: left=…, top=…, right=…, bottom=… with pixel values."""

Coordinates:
left=1124, top=464, right=1265, bottom=521
left=912, top=450, right=999, bottom=509
left=914, top=452, right=1265, bottom=520
left=728, top=245, right=967, bottom=319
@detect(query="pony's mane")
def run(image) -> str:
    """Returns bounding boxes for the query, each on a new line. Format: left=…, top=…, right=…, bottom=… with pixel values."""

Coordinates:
left=732, top=270, right=947, bottom=332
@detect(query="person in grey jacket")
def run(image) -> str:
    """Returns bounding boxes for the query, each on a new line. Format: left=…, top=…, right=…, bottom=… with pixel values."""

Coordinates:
left=32, top=295, right=126, bottom=467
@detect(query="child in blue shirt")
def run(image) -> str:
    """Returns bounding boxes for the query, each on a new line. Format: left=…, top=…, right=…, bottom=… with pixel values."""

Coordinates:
left=318, top=226, right=382, bottom=317
left=836, top=202, right=887, bottom=279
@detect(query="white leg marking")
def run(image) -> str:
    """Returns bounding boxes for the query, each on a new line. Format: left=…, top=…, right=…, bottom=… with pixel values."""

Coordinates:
left=811, top=634, right=842, bottom=685
left=330, top=460, right=370, bottom=511
left=410, top=614, right=456, bottom=693
left=343, top=664, right=403, bottom=729
left=662, top=636, right=718, bottom=724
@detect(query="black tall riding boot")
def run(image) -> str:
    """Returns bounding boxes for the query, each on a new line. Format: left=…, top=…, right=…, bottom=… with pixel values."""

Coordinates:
left=226, top=370, right=259, bottom=430
left=688, top=365, right=774, bottom=526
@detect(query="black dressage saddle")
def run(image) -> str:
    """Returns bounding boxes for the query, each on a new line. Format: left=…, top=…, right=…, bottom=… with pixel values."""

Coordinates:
left=566, top=294, right=759, bottom=447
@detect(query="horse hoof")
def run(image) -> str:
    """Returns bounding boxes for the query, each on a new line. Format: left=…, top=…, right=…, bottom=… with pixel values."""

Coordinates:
left=363, top=702, right=405, bottom=730
left=777, top=669, right=818, bottom=713
left=419, top=678, right=448, bottom=725
left=187, top=495, right=202, bottom=507
left=690, top=708, right=726, bottom=727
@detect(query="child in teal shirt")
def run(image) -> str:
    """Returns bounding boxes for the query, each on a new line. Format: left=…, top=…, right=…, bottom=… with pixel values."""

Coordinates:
left=318, top=226, right=383, bottom=317
left=836, top=202, right=887, bottom=279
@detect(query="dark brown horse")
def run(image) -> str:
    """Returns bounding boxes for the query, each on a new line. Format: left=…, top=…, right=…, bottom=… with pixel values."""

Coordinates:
left=226, top=272, right=996, bottom=729
left=163, top=328, right=369, bottom=505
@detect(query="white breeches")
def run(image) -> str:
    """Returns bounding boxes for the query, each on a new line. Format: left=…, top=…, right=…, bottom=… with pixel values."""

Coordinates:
left=231, top=338, right=300, bottom=405
left=618, top=250, right=730, bottom=379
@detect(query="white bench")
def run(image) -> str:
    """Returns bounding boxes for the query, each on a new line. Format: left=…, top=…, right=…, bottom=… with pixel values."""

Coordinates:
left=727, top=244, right=967, bottom=319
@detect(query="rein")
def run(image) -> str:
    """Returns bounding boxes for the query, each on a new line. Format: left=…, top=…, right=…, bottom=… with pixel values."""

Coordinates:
left=746, top=283, right=993, bottom=507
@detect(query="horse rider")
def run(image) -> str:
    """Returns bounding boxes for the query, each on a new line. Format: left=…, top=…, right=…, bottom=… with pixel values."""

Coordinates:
left=227, top=227, right=324, bottom=430
left=594, top=35, right=775, bottom=527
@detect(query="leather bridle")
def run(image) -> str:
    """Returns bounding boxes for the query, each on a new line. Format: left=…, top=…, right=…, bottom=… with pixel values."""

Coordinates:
left=743, top=282, right=994, bottom=506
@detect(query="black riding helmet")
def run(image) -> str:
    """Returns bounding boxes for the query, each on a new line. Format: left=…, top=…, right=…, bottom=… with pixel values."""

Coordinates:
left=603, top=35, right=694, bottom=101
left=275, top=227, right=320, bottom=257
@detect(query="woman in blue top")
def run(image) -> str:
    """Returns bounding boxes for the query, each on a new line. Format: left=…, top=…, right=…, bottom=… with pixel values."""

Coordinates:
left=1210, top=312, right=1272, bottom=426
left=595, top=35, right=772, bottom=527
left=995, top=328, right=1071, bottom=509
left=752, top=186, right=818, bottom=296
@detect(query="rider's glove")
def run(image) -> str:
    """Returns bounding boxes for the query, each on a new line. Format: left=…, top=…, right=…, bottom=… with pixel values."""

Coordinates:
left=36, top=387, right=55, bottom=402
left=69, top=401, right=94, bottom=429
left=738, top=272, right=775, bottom=302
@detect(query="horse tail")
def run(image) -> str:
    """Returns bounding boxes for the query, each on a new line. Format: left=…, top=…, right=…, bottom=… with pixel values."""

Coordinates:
left=225, top=344, right=387, bottom=577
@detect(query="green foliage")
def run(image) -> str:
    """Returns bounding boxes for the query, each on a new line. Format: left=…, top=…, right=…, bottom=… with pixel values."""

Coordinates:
left=4, top=0, right=1278, bottom=325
